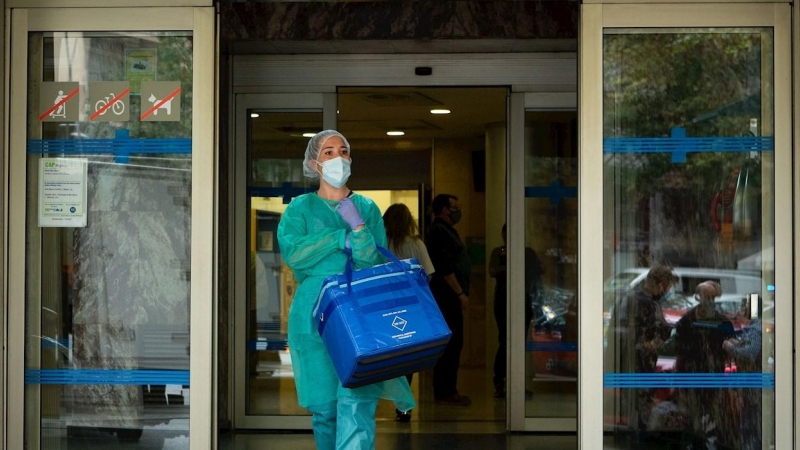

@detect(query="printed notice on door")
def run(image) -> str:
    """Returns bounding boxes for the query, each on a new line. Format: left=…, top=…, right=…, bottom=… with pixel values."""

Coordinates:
left=39, top=158, right=88, bottom=227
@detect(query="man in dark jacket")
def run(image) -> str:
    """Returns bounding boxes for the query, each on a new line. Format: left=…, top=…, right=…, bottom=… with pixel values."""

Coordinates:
left=675, top=281, right=738, bottom=449
left=605, top=265, right=676, bottom=446
left=425, top=194, right=472, bottom=406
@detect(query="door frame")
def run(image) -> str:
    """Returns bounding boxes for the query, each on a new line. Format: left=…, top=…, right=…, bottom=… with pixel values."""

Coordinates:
left=230, top=54, right=578, bottom=432
left=6, top=7, right=216, bottom=449
left=232, top=92, right=335, bottom=430
left=578, top=3, right=793, bottom=449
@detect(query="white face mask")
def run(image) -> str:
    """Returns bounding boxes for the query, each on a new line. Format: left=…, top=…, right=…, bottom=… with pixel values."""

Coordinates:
left=316, top=156, right=351, bottom=188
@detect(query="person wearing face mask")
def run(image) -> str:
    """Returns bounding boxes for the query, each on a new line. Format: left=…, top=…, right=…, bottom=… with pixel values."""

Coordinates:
left=605, top=264, right=675, bottom=447
left=424, top=194, right=472, bottom=406
left=277, top=130, right=415, bottom=450
left=674, top=281, right=738, bottom=450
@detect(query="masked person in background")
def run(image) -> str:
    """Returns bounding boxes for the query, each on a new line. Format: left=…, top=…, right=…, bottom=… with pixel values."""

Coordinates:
left=383, top=202, right=435, bottom=422
left=277, top=130, right=415, bottom=450
left=425, top=194, right=472, bottom=406
left=488, top=223, right=544, bottom=398
left=605, top=264, right=675, bottom=447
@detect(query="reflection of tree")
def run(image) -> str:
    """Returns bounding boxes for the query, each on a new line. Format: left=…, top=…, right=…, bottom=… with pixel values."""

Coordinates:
left=65, top=35, right=193, bottom=143
left=604, top=32, right=767, bottom=269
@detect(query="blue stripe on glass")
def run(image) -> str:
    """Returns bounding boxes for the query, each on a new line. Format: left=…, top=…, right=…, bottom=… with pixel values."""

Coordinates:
left=27, top=131, right=191, bottom=162
left=603, top=373, right=774, bottom=389
left=526, top=341, right=578, bottom=352
left=27, top=138, right=191, bottom=154
left=604, top=130, right=774, bottom=163
left=525, top=181, right=577, bottom=205
left=256, top=321, right=282, bottom=331
left=24, top=369, right=189, bottom=385
left=246, top=339, right=289, bottom=351
left=249, top=183, right=315, bottom=204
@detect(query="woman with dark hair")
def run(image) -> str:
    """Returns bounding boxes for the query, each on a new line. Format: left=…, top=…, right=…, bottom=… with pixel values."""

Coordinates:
left=382, top=203, right=434, bottom=422
left=383, top=203, right=435, bottom=281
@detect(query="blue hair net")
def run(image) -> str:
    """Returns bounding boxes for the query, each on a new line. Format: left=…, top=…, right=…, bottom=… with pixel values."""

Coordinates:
left=303, top=130, right=351, bottom=180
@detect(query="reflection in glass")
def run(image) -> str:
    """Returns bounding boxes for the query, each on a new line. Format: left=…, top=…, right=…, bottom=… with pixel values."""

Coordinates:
left=246, top=112, right=321, bottom=416
left=602, top=29, right=775, bottom=449
left=524, top=111, right=578, bottom=420
left=26, top=33, right=193, bottom=448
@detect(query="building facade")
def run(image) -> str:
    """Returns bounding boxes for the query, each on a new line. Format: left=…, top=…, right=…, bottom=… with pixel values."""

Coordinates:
left=2, top=1, right=797, bottom=449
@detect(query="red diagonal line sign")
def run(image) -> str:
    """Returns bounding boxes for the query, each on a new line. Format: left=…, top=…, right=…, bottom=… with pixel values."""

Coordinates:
left=89, top=87, right=131, bottom=121
left=39, top=87, right=80, bottom=121
left=140, top=87, right=181, bottom=121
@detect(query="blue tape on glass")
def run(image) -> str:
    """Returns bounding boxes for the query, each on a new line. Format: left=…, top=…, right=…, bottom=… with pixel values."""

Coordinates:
left=24, top=369, right=189, bottom=386
left=249, top=183, right=316, bottom=204
left=27, top=136, right=191, bottom=159
left=603, top=373, right=774, bottom=389
left=256, top=321, right=282, bottom=331
left=526, top=341, right=578, bottom=352
left=604, top=128, right=774, bottom=163
left=525, top=181, right=577, bottom=205
left=246, top=339, right=289, bottom=351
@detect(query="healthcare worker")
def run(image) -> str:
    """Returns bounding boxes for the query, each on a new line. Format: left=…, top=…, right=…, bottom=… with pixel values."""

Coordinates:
left=277, top=130, right=416, bottom=450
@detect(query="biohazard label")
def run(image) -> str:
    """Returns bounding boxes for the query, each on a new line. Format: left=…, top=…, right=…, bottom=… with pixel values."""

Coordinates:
left=391, top=316, right=408, bottom=332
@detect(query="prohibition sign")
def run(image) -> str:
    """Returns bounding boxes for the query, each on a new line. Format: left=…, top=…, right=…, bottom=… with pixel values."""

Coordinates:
left=141, top=87, right=181, bottom=121
left=39, top=87, right=79, bottom=121
left=90, top=87, right=131, bottom=121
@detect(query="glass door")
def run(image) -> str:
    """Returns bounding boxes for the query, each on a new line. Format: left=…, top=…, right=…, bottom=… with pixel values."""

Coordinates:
left=233, top=93, right=336, bottom=429
left=8, top=7, right=215, bottom=450
left=580, top=4, right=792, bottom=449
left=508, top=92, right=579, bottom=436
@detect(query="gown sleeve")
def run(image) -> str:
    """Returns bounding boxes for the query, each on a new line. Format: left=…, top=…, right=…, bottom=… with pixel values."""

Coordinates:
left=277, top=197, right=346, bottom=276
left=349, top=196, right=387, bottom=270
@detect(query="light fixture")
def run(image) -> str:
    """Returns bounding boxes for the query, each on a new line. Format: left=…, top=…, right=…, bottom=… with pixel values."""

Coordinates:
left=250, top=113, right=260, bottom=118
left=430, top=109, right=451, bottom=115
left=302, top=133, right=316, bottom=138
left=386, top=131, right=405, bottom=136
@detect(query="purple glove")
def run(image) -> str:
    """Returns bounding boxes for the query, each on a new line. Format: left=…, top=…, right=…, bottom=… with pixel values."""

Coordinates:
left=337, top=197, right=364, bottom=229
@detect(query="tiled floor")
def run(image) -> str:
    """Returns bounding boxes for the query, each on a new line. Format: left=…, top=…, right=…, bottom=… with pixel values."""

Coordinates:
left=218, top=431, right=579, bottom=450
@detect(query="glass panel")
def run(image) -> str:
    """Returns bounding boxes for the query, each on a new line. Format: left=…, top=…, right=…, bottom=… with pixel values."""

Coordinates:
left=246, top=111, right=321, bottom=416
left=602, top=29, right=775, bottom=449
left=524, top=111, right=578, bottom=420
left=25, top=32, right=193, bottom=448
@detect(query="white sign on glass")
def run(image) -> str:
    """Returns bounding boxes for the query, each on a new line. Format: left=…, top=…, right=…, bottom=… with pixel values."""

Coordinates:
left=39, top=158, right=88, bottom=228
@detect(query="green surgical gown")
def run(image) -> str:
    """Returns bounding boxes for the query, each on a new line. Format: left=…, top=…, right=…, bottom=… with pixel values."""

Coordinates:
left=277, top=192, right=417, bottom=410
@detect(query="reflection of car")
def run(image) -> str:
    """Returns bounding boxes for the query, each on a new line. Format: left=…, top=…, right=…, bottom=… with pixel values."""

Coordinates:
left=604, top=267, right=763, bottom=342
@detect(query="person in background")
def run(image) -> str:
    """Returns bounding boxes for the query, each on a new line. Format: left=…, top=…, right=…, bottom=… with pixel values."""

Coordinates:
left=488, top=223, right=544, bottom=398
left=425, top=194, right=472, bottom=406
left=277, top=130, right=415, bottom=450
left=723, top=297, right=763, bottom=450
left=605, top=264, right=675, bottom=447
left=383, top=202, right=435, bottom=422
left=674, top=281, right=738, bottom=450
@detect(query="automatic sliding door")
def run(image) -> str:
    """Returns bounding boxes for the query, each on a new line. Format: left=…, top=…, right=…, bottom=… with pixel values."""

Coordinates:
left=580, top=4, right=792, bottom=450
left=234, top=94, right=334, bottom=429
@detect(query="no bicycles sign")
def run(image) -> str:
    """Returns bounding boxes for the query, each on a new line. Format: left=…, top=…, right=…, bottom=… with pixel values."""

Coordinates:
left=89, top=82, right=131, bottom=122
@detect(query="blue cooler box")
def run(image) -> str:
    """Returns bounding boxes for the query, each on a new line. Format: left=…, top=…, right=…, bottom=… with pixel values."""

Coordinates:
left=313, top=253, right=452, bottom=388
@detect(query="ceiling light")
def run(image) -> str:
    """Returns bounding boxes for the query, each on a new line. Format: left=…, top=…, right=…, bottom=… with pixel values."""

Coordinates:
left=386, top=131, right=405, bottom=136
left=430, top=109, right=451, bottom=115
left=250, top=113, right=259, bottom=118
left=302, top=133, right=316, bottom=138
